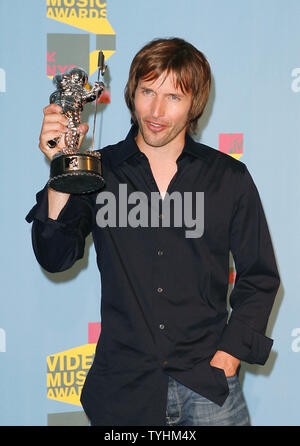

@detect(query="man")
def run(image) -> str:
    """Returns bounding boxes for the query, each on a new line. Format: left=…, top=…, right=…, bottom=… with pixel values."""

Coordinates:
left=26, top=38, right=280, bottom=426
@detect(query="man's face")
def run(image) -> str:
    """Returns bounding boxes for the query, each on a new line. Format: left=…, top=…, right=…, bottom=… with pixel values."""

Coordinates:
left=134, top=71, right=192, bottom=150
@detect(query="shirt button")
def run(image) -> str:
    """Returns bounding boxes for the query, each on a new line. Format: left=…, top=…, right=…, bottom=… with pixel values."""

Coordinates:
left=159, top=324, right=165, bottom=330
left=157, top=287, right=163, bottom=293
left=157, top=250, right=164, bottom=256
left=163, top=360, right=168, bottom=367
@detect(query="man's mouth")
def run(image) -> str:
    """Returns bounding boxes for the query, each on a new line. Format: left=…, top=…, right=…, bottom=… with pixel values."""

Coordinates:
left=145, top=120, right=167, bottom=132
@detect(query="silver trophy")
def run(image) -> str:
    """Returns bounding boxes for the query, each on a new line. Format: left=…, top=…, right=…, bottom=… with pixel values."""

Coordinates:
left=47, top=51, right=106, bottom=194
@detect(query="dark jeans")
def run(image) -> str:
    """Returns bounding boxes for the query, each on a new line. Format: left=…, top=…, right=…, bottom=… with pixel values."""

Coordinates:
left=165, top=375, right=250, bottom=426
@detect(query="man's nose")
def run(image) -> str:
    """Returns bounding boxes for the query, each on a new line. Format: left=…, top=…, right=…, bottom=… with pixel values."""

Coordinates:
left=151, top=96, right=165, bottom=118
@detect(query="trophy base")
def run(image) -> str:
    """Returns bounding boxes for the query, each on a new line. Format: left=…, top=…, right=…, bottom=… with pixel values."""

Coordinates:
left=49, top=152, right=105, bottom=194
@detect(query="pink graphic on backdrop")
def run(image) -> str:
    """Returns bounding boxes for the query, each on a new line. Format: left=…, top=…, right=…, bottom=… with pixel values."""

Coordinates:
left=88, top=322, right=101, bottom=343
left=219, top=133, right=243, bottom=159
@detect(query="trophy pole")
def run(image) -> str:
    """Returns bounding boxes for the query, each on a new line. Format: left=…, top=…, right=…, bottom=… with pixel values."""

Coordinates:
left=91, top=51, right=106, bottom=152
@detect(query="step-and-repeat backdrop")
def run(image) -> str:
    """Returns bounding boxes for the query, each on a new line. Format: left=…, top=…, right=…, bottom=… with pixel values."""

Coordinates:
left=0, top=0, right=299, bottom=426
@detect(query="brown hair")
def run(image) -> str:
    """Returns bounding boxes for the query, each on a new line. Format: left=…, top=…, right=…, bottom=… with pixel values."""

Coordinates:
left=124, top=37, right=211, bottom=134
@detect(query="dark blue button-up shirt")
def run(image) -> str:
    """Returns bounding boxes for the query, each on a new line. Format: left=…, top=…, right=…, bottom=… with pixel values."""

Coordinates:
left=26, top=126, right=280, bottom=426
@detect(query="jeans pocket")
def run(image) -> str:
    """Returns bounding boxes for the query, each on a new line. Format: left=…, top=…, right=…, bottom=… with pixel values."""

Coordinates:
left=225, top=373, right=240, bottom=391
left=226, top=373, right=237, bottom=380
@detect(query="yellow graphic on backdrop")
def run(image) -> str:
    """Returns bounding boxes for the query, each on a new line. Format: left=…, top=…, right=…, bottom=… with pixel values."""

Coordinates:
left=47, top=0, right=116, bottom=75
left=47, top=343, right=96, bottom=406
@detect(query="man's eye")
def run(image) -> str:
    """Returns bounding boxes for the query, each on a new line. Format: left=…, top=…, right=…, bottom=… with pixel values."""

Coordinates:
left=170, top=95, right=180, bottom=100
left=142, top=89, right=152, bottom=95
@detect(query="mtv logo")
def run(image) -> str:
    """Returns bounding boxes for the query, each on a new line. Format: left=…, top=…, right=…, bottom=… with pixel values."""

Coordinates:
left=48, top=411, right=89, bottom=426
left=219, top=133, right=243, bottom=160
left=47, top=34, right=90, bottom=78
left=47, top=33, right=116, bottom=78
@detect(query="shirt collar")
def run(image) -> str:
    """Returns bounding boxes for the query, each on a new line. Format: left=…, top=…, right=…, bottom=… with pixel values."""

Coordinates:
left=113, top=125, right=209, bottom=166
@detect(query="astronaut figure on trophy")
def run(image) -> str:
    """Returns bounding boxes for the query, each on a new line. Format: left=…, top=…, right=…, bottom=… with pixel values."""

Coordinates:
left=49, top=68, right=103, bottom=154
left=47, top=51, right=107, bottom=194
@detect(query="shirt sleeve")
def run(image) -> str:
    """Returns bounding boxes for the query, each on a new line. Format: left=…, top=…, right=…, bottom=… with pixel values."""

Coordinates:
left=217, top=167, right=280, bottom=365
left=25, top=185, right=95, bottom=273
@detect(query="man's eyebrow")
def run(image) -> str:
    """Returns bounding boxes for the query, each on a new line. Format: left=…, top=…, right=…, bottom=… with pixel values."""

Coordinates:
left=139, top=84, right=186, bottom=97
left=169, top=91, right=185, bottom=97
left=138, top=83, right=154, bottom=89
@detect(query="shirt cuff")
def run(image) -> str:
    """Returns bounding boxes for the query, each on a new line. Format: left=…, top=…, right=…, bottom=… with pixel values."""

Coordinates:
left=25, top=185, right=84, bottom=228
left=25, top=185, right=49, bottom=224
left=217, top=317, right=273, bottom=365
